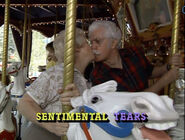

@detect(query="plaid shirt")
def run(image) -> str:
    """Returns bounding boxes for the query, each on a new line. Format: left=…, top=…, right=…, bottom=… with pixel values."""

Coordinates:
left=91, top=46, right=154, bottom=92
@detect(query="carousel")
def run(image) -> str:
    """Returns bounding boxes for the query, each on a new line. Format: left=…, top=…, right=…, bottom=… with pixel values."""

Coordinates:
left=0, top=0, right=184, bottom=140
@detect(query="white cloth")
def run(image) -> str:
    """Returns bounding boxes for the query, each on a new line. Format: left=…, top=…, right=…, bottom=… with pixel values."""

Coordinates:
left=26, top=63, right=87, bottom=113
left=71, top=80, right=117, bottom=108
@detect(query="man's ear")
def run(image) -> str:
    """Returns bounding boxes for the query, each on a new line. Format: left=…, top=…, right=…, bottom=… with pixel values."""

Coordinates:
left=111, top=39, right=119, bottom=49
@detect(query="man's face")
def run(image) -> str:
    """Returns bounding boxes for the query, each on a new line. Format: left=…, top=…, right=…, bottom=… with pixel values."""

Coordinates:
left=89, top=27, right=112, bottom=62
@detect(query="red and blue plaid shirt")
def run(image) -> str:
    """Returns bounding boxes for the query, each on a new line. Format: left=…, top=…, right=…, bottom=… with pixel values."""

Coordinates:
left=91, top=46, right=154, bottom=92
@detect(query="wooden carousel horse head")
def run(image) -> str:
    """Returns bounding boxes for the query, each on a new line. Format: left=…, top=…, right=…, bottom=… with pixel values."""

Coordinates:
left=67, top=81, right=179, bottom=140
left=7, top=62, right=26, bottom=97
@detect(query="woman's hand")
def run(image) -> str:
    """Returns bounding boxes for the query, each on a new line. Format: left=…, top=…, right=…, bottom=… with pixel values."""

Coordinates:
left=59, top=83, right=80, bottom=106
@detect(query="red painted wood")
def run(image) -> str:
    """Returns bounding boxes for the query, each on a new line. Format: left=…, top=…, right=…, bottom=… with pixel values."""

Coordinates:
left=0, top=130, right=16, bottom=140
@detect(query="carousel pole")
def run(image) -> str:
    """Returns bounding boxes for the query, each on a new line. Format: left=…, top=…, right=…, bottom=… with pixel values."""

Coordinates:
left=54, top=9, right=59, bottom=39
left=1, top=0, right=10, bottom=85
left=62, top=0, right=77, bottom=139
left=121, top=0, right=126, bottom=49
left=27, top=7, right=31, bottom=75
left=22, top=0, right=28, bottom=68
left=169, top=0, right=182, bottom=99
left=82, top=0, right=86, bottom=30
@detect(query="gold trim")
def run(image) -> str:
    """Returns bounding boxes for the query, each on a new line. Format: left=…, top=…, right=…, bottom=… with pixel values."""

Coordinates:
left=1, top=0, right=10, bottom=85
left=169, top=0, right=181, bottom=99
left=10, top=24, right=22, bottom=35
left=31, top=17, right=111, bottom=26
left=127, top=0, right=173, bottom=41
left=62, top=0, right=77, bottom=139
left=0, top=4, right=99, bottom=7
left=27, top=7, right=31, bottom=69
left=21, top=0, right=28, bottom=68
left=54, top=9, right=59, bottom=39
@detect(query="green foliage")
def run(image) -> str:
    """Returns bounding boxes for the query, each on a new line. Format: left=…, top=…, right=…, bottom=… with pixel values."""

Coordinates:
left=29, top=31, right=53, bottom=76
left=0, top=25, right=53, bottom=76
left=0, top=25, right=20, bottom=63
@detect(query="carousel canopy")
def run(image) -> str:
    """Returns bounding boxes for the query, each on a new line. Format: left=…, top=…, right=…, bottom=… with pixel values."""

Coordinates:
left=0, top=0, right=124, bottom=65
left=0, top=0, right=121, bottom=37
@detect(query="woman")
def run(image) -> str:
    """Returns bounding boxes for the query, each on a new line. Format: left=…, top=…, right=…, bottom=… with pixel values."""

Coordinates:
left=46, top=41, right=57, bottom=69
left=17, top=28, right=94, bottom=140
left=38, top=42, right=57, bottom=72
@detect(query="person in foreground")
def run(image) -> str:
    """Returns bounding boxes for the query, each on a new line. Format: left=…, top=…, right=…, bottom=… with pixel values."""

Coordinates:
left=17, top=28, right=94, bottom=140
left=87, top=20, right=183, bottom=140
left=88, top=20, right=183, bottom=94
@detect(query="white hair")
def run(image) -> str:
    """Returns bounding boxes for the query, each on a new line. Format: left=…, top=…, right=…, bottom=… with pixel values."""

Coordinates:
left=88, top=20, right=122, bottom=41
left=53, top=28, right=86, bottom=63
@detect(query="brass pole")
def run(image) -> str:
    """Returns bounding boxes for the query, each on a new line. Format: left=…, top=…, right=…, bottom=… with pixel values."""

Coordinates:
left=54, top=9, right=58, bottom=39
left=82, top=0, right=86, bottom=30
left=169, top=0, right=181, bottom=99
left=62, top=0, right=77, bottom=139
left=54, top=22, right=57, bottom=39
left=27, top=7, right=31, bottom=73
left=22, top=0, right=28, bottom=68
left=1, top=0, right=10, bottom=85
left=121, top=0, right=126, bottom=48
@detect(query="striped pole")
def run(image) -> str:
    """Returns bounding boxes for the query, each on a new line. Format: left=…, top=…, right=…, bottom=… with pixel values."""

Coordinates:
left=62, top=0, right=77, bottom=139
left=169, top=0, right=182, bottom=99
left=1, top=0, right=10, bottom=85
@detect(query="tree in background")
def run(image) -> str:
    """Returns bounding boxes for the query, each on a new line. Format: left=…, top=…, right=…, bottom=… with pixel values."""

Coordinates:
left=0, top=25, right=53, bottom=76
left=29, top=31, right=53, bottom=77
left=0, top=25, right=20, bottom=70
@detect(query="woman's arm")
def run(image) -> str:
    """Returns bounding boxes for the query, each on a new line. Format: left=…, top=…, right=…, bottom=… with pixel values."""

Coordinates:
left=18, top=94, right=43, bottom=126
left=17, top=93, right=68, bottom=136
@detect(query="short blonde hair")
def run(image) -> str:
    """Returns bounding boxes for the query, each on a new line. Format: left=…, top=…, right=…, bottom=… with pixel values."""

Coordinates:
left=53, top=28, right=86, bottom=63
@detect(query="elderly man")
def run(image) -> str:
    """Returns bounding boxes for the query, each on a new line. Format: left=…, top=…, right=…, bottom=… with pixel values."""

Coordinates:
left=88, top=20, right=183, bottom=140
left=88, top=20, right=183, bottom=93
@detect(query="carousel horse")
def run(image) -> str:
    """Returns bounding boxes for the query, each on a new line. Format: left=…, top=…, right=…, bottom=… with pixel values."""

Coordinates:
left=7, top=62, right=29, bottom=140
left=67, top=80, right=179, bottom=140
left=7, top=62, right=27, bottom=98
left=0, top=82, right=16, bottom=140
